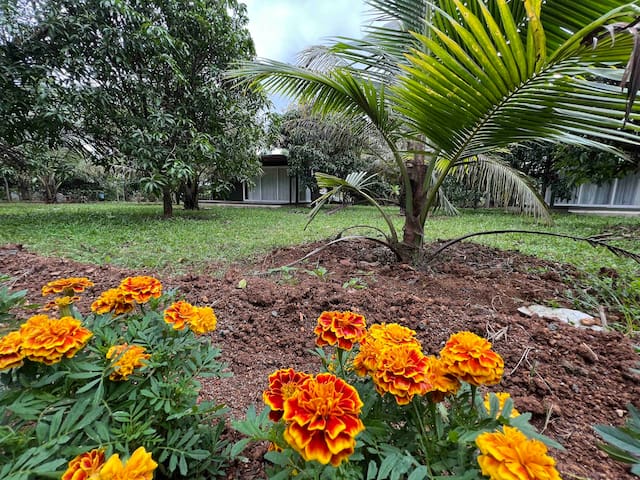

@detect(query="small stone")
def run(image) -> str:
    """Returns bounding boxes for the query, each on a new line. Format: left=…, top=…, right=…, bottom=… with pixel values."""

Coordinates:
left=616, top=409, right=626, bottom=418
left=271, top=310, right=278, bottom=317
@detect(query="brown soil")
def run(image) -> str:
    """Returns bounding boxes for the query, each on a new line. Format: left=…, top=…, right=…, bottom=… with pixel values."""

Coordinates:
left=1, top=241, right=639, bottom=479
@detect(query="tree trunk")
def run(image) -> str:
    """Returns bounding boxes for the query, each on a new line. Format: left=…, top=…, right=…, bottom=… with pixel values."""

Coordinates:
left=3, top=176, right=10, bottom=202
left=183, top=176, right=199, bottom=210
left=162, top=186, right=173, bottom=217
left=401, top=161, right=428, bottom=253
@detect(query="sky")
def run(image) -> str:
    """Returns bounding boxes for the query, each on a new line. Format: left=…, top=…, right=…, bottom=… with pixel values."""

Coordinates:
left=242, top=0, right=367, bottom=111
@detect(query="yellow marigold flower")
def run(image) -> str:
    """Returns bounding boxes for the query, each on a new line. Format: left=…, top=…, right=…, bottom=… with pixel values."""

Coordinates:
left=62, top=448, right=105, bottom=480
left=163, top=300, right=197, bottom=330
left=20, top=315, right=92, bottom=365
left=283, top=372, right=364, bottom=467
left=263, top=368, right=312, bottom=422
left=119, top=276, right=162, bottom=304
left=44, top=296, right=80, bottom=311
left=91, top=288, right=135, bottom=315
left=439, top=331, right=504, bottom=386
left=484, top=392, right=520, bottom=418
left=424, top=355, right=461, bottom=402
left=106, top=344, right=151, bottom=381
left=0, top=331, right=24, bottom=371
left=189, top=306, right=217, bottom=335
left=370, top=343, right=431, bottom=405
left=98, top=446, right=158, bottom=480
left=42, top=277, right=94, bottom=297
left=313, top=310, right=367, bottom=351
left=352, top=323, right=421, bottom=376
left=476, top=426, right=561, bottom=480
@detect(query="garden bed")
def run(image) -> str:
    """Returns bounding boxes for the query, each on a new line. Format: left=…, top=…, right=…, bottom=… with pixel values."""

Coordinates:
left=1, top=241, right=639, bottom=479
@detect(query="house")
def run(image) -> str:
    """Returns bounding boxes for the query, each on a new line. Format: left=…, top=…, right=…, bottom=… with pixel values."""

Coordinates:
left=218, top=149, right=311, bottom=204
left=551, top=171, right=640, bottom=213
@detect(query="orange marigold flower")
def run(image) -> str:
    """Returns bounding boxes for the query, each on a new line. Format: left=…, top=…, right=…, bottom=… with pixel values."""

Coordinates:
left=0, top=331, right=24, bottom=371
left=91, top=288, right=135, bottom=315
left=476, top=426, right=561, bottom=480
left=41, top=277, right=94, bottom=297
left=424, top=355, right=461, bottom=402
left=263, top=368, right=312, bottom=421
left=98, top=446, right=158, bottom=480
left=20, top=315, right=92, bottom=365
left=352, top=323, right=421, bottom=376
left=313, top=310, right=367, bottom=351
left=119, top=276, right=162, bottom=304
left=283, top=373, right=364, bottom=467
left=62, top=448, right=105, bottom=480
left=189, top=306, right=217, bottom=335
left=106, top=344, right=151, bottom=381
left=163, top=301, right=198, bottom=330
left=484, top=392, right=520, bottom=418
left=370, top=343, right=431, bottom=405
left=439, top=331, right=504, bottom=386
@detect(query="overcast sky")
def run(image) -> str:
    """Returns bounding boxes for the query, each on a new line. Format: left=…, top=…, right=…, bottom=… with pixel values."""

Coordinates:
left=243, top=0, right=367, bottom=111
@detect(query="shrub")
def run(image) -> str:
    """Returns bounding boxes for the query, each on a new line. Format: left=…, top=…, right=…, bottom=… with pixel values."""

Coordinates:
left=0, top=276, right=228, bottom=480
left=234, top=311, right=563, bottom=479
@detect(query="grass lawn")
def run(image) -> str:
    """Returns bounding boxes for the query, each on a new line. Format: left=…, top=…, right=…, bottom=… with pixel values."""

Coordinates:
left=0, top=201, right=638, bottom=277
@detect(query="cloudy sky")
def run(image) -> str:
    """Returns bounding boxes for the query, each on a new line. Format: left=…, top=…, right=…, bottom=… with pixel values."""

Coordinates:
left=243, top=0, right=367, bottom=110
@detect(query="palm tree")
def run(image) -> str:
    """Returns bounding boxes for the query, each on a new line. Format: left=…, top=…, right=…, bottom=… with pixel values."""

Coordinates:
left=232, top=0, right=640, bottom=258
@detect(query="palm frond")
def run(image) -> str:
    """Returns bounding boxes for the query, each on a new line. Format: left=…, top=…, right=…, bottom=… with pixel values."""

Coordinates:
left=447, top=154, right=551, bottom=222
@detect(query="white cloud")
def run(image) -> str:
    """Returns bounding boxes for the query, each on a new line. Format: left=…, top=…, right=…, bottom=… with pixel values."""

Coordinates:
left=244, top=0, right=365, bottom=63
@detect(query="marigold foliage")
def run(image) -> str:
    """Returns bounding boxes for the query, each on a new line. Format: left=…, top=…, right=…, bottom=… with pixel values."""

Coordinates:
left=62, top=448, right=105, bottom=480
left=484, top=392, right=520, bottom=418
left=119, top=276, right=162, bottom=304
left=0, top=330, right=24, bottom=371
left=439, top=331, right=504, bottom=386
left=476, top=426, right=561, bottom=480
left=313, top=310, right=367, bottom=351
left=91, top=288, right=135, bottom=315
left=282, top=372, right=364, bottom=466
left=264, top=368, right=312, bottom=422
left=106, top=343, right=151, bottom=381
left=19, top=315, right=92, bottom=365
left=41, top=277, right=94, bottom=296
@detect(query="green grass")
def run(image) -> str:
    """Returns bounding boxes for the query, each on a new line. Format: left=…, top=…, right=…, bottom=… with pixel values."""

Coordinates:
left=0, top=202, right=638, bottom=277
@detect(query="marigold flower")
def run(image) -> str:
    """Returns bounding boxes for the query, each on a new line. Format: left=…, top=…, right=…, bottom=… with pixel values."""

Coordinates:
left=424, top=355, right=461, bottom=402
left=42, top=277, right=94, bottom=297
left=352, top=323, right=421, bottom=376
left=264, top=368, right=312, bottom=421
left=106, top=344, right=151, bottom=381
left=313, top=310, right=367, bottom=351
left=439, top=331, right=504, bottom=386
left=20, top=315, right=92, bottom=365
left=484, top=392, right=520, bottom=418
left=98, top=446, right=158, bottom=480
left=62, top=448, right=105, bottom=480
left=476, top=426, right=561, bottom=480
left=0, top=330, right=24, bottom=371
left=370, top=343, right=431, bottom=405
left=44, top=296, right=80, bottom=311
left=119, top=276, right=162, bottom=304
left=189, top=306, right=217, bottom=335
left=163, top=301, right=197, bottom=330
left=283, top=373, right=364, bottom=466
left=91, top=288, right=135, bottom=315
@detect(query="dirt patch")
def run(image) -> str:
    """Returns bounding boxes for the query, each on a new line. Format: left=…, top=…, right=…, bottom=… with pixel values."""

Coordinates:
left=1, top=241, right=639, bottom=479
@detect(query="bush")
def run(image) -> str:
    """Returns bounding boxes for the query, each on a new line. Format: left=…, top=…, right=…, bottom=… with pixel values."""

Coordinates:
left=0, top=276, right=228, bottom=480
left=234, top=311, right=564, bottom=479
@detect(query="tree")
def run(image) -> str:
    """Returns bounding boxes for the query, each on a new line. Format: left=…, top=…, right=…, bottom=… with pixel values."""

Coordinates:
left=2, top=0, right=266, bottom=215
left=232, top=0, right=640, bottom=258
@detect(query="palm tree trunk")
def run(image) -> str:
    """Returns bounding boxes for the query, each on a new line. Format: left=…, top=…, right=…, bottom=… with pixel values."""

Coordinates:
left=401, top=161, right=428, bottom=251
